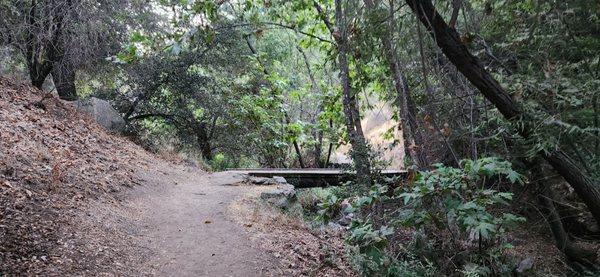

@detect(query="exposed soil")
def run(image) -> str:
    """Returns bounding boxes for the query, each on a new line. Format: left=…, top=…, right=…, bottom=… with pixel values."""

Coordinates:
left=78, top=166, right=354, bottom=276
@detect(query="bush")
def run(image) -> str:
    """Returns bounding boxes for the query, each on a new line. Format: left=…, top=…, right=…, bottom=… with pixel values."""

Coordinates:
left=209, top=153, right=238, bottom=171
left=297, top=187, right=346, bottom=220
left=334, top=157, right=525, bottom=276
left=397, top=158, right=525, bottom=275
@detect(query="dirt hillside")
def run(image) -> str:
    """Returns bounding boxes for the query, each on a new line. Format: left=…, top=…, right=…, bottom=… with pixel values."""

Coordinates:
left=0, top=78, right=156, bottom=274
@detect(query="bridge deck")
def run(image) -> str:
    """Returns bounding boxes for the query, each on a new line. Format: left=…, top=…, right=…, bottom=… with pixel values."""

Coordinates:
left=231, top=168, right=407, bottom=188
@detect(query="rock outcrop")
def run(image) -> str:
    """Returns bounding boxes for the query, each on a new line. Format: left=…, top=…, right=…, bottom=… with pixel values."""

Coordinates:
left=249, top=176, right=297, bottom=209
left=72, top=97, right=125, bottom=132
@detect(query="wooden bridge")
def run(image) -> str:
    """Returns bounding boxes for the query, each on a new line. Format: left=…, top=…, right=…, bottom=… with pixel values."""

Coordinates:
left=232, top=168, right=407, bottom=188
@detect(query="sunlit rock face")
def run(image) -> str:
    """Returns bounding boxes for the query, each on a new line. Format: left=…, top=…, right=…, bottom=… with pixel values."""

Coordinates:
left=331, top=100, right=404, bottom=170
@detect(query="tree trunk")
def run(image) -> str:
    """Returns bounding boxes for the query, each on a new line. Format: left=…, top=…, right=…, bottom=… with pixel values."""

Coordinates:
left=334, top=0, right=371, bottom=185
left=51, top=61, right=77, bottom=100
left=293, top=139, right=306, bottom=168
left=24, top=0, right=68, bottom=92
left=29, top=67, right=50, bottom=89
left=364, top=0, right=428, bottom=169
left=405, top=0, right=600, bottom=225
left=284, top=112, right=306, bottom=169
left=196, top=123, right=213, bottom=161
left=533, top=163, right=597, bottom=268
left=200, top=140, right=213, bottom=161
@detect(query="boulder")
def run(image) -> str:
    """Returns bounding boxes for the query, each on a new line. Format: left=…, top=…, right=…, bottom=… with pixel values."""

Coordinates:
left=247, top=175, right=289, bottom=186
left=260, top=182, right=296, bottom=209
left=273, top=176, right=288, bottom=184
left=337, top=212, right=354, bottom=226
left=72, top=97, right=125, bottom=132
left=247, top=176, right=278, bottom=185
left=515, top=257, right=533, bottom=275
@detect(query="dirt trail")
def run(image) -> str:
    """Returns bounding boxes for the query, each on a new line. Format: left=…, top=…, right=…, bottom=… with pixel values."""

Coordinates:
left=103, top=165, right=280, bottom=276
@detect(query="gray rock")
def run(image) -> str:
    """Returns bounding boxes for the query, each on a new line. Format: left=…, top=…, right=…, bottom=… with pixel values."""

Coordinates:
left=247, top=176, right=277, bottom=185
left=260, top=184, right=296, bottom=209
left=72, top=97, right=125, bottom=132
left=327, top=222, right=345, bottom=231
left=340, top=199, right=352, bottom=215
left=516, top=257, right=533, bottom=274
left=337, top=213, right=354, bottom=226
left=247, top=176, right=288, bottom=186
left=272, top=176, right=288, bottom=184
left=183, top=158, right=198, bottom=168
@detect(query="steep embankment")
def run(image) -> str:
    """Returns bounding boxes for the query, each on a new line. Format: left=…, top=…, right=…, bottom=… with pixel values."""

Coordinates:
left=0, top=78, right=154, bottom=274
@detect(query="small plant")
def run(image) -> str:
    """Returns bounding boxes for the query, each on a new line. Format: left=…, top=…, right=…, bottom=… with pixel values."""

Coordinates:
left=297, top=187, right=342, bottom=220
left=346, top=218, right=395, bottom=275
left=344, top=184, right=401, bottom=275
left=316, top=193, right=343, bottom=223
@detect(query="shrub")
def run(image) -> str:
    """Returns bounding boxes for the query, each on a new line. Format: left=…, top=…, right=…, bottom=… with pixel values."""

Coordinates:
left=397, top=158, right=525, bottom=275
left=336, top=157, right=525, bottom=276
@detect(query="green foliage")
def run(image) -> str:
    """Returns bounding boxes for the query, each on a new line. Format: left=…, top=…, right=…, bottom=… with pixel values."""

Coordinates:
left=474, top=0, right=600, bottom=180
left=10, top=0, right=593, bottom=273
left=316, top=193, right=343, bottom=223
left=398, top=158, right=525, bottom=275
left=341, top=182, right=440, bottom=276
left=210, top=153, right=233, bottom=171
left=330, top=158, right=525, bottom=276
left=346, top=218, right=395, bottom=275
left=297, top=187, right=348, bottom=220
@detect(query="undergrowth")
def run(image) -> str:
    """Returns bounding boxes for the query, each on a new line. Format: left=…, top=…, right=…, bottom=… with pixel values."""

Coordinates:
left=298, top=157, right=531, bottom=276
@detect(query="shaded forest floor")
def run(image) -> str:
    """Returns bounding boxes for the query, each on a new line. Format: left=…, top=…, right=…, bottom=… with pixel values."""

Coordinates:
left=0, top=78, right=351, bottom=275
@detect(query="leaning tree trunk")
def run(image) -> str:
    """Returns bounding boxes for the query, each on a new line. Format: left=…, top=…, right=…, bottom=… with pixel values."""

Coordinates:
left=405, top=0, right=600, bottom=224
left=529, top=160, right=598, bottom=268
left=537, top=179, right=597, bottom=267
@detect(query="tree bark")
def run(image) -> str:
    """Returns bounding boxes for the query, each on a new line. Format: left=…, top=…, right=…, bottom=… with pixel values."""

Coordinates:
left=24, top=0, right=68, bottom=92
left=333, top=0, right=372, bottom=185
left=533, top=162, right=598, bottom=268
left=448, top=0, right=462, bottom=28
left=51, top=61, right=77, bottom=100
left=196, top=123, right=213, bottom=161
left=405, top=0, right=600, bottom=224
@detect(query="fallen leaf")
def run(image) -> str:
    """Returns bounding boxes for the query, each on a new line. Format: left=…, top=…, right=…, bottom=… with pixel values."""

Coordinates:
left=2, top=180, right=13, bottom=188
